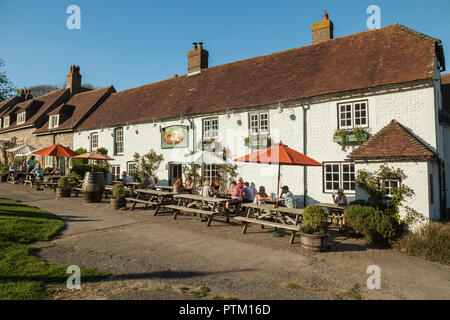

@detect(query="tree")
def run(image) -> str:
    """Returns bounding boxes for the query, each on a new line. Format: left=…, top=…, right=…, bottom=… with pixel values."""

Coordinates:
left=0, top=59, right=16, bottom=102
left=94, top=147, right=110, bottom=171
left=18, top=84, right=60, bottom=98
left=71, top=147, right=88, bottom=167
left=133, top=149, right=164, bottom=183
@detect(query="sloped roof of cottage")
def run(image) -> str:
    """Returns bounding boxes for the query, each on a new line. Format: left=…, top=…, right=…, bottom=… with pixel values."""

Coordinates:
left=78, top=23, right=444, bottom=130
left=34, top=86, right=115, bottom=134
left=348, top=119, right=437, bottom=160
left=0, top=88, right=69, bottom=131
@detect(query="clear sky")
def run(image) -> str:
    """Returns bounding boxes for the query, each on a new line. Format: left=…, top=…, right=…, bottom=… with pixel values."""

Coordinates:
left=1, top=0, right=449, bottom=92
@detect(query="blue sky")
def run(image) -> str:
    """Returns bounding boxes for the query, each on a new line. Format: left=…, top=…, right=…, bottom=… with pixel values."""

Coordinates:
left=1, top=0, right=449, bottom=92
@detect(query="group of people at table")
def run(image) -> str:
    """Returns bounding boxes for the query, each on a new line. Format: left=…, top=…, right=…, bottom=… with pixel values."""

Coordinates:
left=170, top=176, right=298, bottom=210
left=8, top=156, right=62, bottom=182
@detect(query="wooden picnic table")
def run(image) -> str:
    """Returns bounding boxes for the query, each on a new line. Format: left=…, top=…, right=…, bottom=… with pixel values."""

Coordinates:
left=213, top=191, right=231, bottom=199
left=316, top=203, right=346, bottom=229
left=234, top=203, right=304, bottom=244
left=164, top=193, right=230, bottom=227
left=127, top=189, right=175, bottom=215
left=155, top=185, right=173, bottom=192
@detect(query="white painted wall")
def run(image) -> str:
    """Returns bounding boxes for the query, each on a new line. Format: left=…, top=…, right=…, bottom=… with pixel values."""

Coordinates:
left=73, top=84, right=440, bottom=217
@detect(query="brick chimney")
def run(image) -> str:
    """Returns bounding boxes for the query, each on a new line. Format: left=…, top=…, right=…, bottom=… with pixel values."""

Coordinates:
left=311, top=11, right=334, bottom=44
left=66, top=65, right=82, bottom=95
left=24, top=89, right=33, bottom=100
left=187, top=42, right=208, bottom=75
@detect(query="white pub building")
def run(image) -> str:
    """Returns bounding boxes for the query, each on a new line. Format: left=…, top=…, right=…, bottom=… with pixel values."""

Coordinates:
left=74, top=14, right=450, bottom=221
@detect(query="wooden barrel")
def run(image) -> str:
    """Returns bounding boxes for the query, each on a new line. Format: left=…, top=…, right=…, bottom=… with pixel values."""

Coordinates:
left=82, top=172, right=105, bottom=203
left=300, top=233, right=329, bottom=252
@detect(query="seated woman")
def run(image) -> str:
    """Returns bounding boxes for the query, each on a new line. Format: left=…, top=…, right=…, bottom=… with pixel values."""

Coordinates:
left=184, top=176, right=195, bottom=194
left=172, top=178, right=185, bottom=194
left=211, top=178, right=221, bottom=193
left=332, top=188, right=348, bottom=223
left=202, top=180, right=213, bottom=197
left=254, top=186, right=269, bottom=204
left=225, top=180, right=242, bottom=210
left=279, top=185, right=296, bottom=208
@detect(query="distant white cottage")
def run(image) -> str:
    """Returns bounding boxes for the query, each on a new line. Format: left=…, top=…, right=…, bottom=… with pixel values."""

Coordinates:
left=73, top=14, right=450, bottom=221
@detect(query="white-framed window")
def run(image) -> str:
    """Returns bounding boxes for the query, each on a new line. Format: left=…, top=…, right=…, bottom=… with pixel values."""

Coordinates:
left=49, top=114, right=59, bottom=128
left=90, top=132, right=98, bottom=151
left=338, top=101, right=368, bottom=129
left=17, top=112, right=26, bottom=124
left=381, top=179, right=400, bottom=196
left=324, top=162, right=355, bottom=193
left=4, top=116, right=10, bottom=128
left=249, top=111, right=270, bottom=135
left=127, top=161, right=136, bottom=177
left=114, top=128, right=124, bottom=155
left=203, top=164, right=218, bottom=181
left=202, top=117, right=219, bottom=139
left=111, top=165, right=120, bottom=181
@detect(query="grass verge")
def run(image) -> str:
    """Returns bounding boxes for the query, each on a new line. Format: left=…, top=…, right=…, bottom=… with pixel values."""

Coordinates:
left=0, top=198, right=109, bottom=299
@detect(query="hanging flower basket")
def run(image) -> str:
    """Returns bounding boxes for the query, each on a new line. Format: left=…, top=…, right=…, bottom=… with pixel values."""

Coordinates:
left=244, top=135, right=272, bottom=148
left=333, top=128, right=369, bottom=150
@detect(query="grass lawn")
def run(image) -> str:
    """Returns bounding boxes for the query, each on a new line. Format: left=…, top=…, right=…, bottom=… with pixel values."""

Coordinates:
left=0, top=198, right=109, bottom=299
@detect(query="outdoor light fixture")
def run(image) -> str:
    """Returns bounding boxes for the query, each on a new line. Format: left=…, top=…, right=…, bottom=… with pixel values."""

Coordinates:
left=225, top=109, right=231, bottom=119
left=152, top=120, right=157, bottom=127
left=277, top=102, right=283, bottom=113
left=180, top=115, right=184, bottom=124
left=126, top=122, right=130, bottom=129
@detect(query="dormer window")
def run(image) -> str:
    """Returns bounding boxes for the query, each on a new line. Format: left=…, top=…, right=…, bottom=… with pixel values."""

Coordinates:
left=3, top=117, right=10, bottom=128
left=49, top=114, right=59, bottom=128
left=17, top=112, right=26, bottom=124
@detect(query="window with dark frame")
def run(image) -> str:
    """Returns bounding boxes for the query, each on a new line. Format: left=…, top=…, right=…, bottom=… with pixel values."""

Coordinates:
left=202, top=118, right=219, bottom=139
left=324, top=162, right=355, bottom=193
left=338, top=101, right=368, bottom=129
left=114, top=128, right=124, bottom=155
left=111, top=165, right=120, bottom=181
left=90, top=132, right=98, bottom=151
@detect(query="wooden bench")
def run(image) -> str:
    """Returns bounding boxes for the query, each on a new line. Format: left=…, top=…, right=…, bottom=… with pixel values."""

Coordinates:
left=126, top=197, right=158, bottom=210
left=234, top=216, right=301, bottom=244
left=164, top=204, right=216, bottom=226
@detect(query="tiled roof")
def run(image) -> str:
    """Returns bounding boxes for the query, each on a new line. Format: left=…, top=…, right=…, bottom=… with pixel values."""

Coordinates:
left=0, top=88, right=69, bottom=132
left=442, top=73, right=450, bottom=112
left=34, top=86, right=115, bottom=134
left=0, top=96, right=24, bottom=117
left=348, top=120, right=437, bottom=160
left=79, top=24, right=442, bottom=130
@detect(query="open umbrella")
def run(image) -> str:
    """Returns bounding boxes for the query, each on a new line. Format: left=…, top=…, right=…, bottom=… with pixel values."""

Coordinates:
left=6, top=145, right=36, bottom=157
left=33, top=144, right=79, bottom=174
left=72, top=151, right=115, bottom=172
left=234, top=141, right=323, bottom=235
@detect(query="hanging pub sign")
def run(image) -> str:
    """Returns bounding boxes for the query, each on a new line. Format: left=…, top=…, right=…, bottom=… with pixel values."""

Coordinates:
left=161, top=125, right=189, bottom=149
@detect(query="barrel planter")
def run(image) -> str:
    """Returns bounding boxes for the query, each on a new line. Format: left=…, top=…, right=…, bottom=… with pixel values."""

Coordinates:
left=82, top=172, right=105, bottom=203
left=111, top=198, right=126, bottom=210
left=56, top=187, right=71, bottom=198
left=300, top=233, right=329, bottom=252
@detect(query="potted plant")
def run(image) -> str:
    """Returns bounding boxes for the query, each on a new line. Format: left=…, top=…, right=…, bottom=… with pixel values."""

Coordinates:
left=300, top=205, right=329, bottom=252
left=56, top=177, right=72, bottom=198
left=111, top=183, right=126, bottom=210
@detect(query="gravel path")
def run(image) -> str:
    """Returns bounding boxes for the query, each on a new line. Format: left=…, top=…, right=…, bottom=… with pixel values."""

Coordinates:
left=2, top=184, right=449, bottom=300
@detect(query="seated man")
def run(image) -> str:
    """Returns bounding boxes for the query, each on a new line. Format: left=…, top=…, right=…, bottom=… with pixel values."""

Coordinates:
left=279, top=185, right=296, bottom=208
left=9, top=164, right=18, bottom=172
left=143, top=172, right=155, bottom=188
left=225, top=180, right=242, bottom=210
left=31, top=163, right=44, bottom=181
left=120, top=171, right=128, bottom=181
left=242, top=182, right=255, bottom=203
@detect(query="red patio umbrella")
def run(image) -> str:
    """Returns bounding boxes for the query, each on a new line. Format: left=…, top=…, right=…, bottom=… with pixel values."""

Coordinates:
left=32, top=144, right=79, bottom=158
left=72, top=151, right=115, bottom=172
left=234, top=142, right=323, bottom=231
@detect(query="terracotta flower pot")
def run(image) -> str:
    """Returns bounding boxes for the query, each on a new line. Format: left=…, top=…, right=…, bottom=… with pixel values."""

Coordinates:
left=300, top=232, right=329, bottom=252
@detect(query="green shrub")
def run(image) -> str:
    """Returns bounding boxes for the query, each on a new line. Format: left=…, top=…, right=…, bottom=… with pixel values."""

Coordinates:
left=394, top=222, right=449, bottom=264
left=301, top=205, right=328, bottom=234
left=68, top=172, right=82, bottom=181
left=71, top=148, right=88, bottom=167
left=71, top=165, right=108, bottom=179
left=346, top=205, right=403, bottom=246
left=57, top=177, right=71, bottom=190
left=112, top=184, right=126, bottom=199
left=44, top=167, right=53, bottom=174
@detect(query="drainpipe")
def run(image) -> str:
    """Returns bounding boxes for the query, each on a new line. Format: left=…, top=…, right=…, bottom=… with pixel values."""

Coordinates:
left=302, top=103, right=310, bottom=208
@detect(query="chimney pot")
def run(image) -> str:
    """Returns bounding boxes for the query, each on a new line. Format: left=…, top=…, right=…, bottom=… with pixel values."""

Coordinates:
left=67, top=65, right=82, bottom=95
left=193, top=42, right=198, bottom=50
